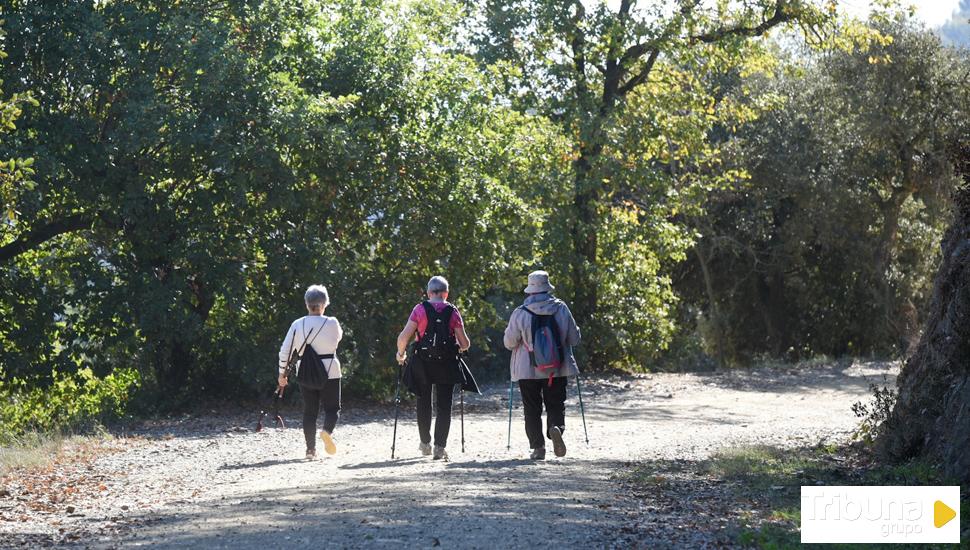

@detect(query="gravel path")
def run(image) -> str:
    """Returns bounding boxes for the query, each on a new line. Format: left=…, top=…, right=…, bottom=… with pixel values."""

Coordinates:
left=0, top=361, right=897, bottom=548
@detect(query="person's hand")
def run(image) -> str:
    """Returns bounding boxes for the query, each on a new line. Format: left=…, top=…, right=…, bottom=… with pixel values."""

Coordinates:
left=278, top=373, right=288, bottom=388
left=459, top=346, right=470, bottom=355
left=396, top=350, right=406, bottom=365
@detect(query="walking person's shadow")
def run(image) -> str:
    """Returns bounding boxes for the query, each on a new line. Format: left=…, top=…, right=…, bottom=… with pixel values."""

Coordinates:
left=339, top=457, right=426, bottom=470
left=218, top=457, right=307, bottom=471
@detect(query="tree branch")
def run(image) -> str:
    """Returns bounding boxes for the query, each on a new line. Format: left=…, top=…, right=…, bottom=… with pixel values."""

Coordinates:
left=618, top=0, right=634, bottom=19
left=615, top=1, right=699, bottom=97
left=690, top=1, right=794, bottom=44
left=617, top=47, right=660, bottom=95
left=570, top=0, right=590, bottom=99
left=0, top=214, right=95, bottom=263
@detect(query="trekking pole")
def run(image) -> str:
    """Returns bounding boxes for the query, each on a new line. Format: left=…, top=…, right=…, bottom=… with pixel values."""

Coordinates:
left=506, top=378, right=513, bottom=451
left=391, top=363, right=403, bottom=459
left=575, top=373, right=589, bottom=446
left=273, top=385, right=285, bottom=428
left=460, top=387, right=465, bottom=453
left=257, top=383, right=286, bottom=431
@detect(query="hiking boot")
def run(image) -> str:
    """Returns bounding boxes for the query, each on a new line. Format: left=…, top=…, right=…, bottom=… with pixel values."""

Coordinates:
left=419, top=442, right=433, bottom=456
left=530, top=447, right=546, bottom=460
left=306, top=448, right=316, bottom=459
left=549, top=426, right=566, bottom=457
left=433, top=445, right=449, bottom=461
left=320, top=430, right=337, bottom=455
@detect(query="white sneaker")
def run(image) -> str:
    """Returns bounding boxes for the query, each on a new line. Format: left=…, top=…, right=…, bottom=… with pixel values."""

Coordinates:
left=433, top=445, right=449, bottom=461
left=419, top=442, right=432, bottom=456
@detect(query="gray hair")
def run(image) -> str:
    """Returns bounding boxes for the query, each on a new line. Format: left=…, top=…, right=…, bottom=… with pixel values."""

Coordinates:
left=304, top=285, right=330, bottom=310
left=427, top=276, right=449, bottom=294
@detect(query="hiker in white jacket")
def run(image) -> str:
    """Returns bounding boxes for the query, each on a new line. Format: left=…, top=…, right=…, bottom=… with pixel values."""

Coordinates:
left=503, top=271, right=580, bottom=460
left=278, top=285, right=343, bottom=459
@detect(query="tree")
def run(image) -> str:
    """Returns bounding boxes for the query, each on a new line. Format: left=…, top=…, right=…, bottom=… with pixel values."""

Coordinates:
left=673, top=21, right=968, bottom=362
left=878, top=140, right=970, bottom=484
left=0, top=0, right=559, bottom=402
left=465, top=0, right=874, bottom=367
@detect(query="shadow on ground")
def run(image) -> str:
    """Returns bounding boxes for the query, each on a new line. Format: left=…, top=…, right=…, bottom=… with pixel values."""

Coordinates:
left=690, top=361, right=898, bottom=396
left=117, top=458, right=626, bottom=549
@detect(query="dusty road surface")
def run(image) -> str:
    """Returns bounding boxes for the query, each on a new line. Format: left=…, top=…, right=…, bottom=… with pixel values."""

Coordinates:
left=0, top=361, right=896, bottom=548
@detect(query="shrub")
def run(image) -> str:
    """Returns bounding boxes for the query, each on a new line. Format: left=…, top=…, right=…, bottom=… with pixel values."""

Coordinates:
left=851, top=380, right=898, bottom=446
left=0, top=367, right=139, bottom=443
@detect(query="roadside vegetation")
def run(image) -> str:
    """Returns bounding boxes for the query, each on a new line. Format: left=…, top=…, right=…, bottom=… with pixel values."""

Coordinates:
left=619, top=444, right=968, bottom=548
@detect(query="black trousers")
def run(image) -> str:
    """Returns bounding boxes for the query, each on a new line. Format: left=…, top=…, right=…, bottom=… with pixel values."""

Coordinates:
left=301, top=378, right=341, bottom=450
left=518, top=377, right=567, bottom=449
left=417, top=383, right=454, bottom=447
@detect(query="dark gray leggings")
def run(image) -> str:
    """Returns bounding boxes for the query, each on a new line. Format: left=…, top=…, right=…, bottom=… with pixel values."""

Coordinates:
left=301, top=378, right=341, bottom=450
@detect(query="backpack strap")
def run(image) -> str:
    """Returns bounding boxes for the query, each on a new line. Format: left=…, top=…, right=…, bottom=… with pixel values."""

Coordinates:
left=284, top=318, right=324, bottom=376
left=421, top=300, right=436, bottom=322
left=439, top=304, right=455, bottom=325
left=421, top=301, right=454, bottom=334
left=299, top=317, right=328, bottom=357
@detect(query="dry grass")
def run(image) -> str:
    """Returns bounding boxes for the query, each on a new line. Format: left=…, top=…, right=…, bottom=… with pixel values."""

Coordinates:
left=0, top=433, right=113, bottom=476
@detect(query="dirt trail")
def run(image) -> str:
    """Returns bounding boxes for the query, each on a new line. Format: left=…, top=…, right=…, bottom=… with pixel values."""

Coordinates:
left=0, top=362, right=896, bottom=548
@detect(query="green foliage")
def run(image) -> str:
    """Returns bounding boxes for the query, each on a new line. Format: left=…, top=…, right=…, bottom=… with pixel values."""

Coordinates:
left=851, top=380, right=898, bottom=446
left=674, top=20, right=970, bottom=363
left=0, top=0, right=964, bottom=419
left=0, top=0, right=552, bottom=405
left=463, top=0, right=894, bottom=369
left=0, top=21, right=38, bottom=222
left=0, top=367, right=139, bottom=443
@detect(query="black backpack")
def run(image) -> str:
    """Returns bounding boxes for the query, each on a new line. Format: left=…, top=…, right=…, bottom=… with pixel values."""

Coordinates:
left=295, top=318, right=333, bottom=390
left=415, top=301, right=459, bottom=362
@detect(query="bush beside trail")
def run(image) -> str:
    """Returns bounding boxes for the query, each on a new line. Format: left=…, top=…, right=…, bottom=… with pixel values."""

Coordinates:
left=0, top=367, right=139, bottom=444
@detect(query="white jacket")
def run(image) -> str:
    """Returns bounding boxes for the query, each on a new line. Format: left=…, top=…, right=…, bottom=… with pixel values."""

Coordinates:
left=278, top=315, right=343, bottom=379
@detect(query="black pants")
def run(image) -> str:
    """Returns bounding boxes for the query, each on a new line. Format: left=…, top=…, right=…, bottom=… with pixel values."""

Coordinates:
left=518, top=377, right=567, bottom=449
left=417, top=383, right=454, bottom=447
left=301, top=378, right=341, bottom=451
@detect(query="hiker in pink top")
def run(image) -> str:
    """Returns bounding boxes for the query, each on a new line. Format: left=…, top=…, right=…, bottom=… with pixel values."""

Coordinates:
left=395, top=276, right=470, bottom=461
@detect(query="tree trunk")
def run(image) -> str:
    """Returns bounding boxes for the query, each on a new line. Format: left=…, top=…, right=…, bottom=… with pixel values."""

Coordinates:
left=695, top=242, right=726, bottom=367
left=570, top=141, right=606, bottom=368
left=571, top=142, right=602, bottom=327
left=878, top=143, right=970, bottom=484
left=872, top=188, right=910, bottom=343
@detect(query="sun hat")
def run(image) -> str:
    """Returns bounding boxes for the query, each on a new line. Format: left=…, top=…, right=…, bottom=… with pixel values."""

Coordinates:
left=524, top=270, right=555, bottom=294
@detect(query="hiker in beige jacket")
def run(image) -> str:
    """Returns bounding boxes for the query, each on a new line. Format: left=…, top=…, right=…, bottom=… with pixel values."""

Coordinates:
left=503, top=271, right=580, bottom=460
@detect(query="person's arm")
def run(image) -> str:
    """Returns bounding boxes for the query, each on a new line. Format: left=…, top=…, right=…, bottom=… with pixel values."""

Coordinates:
left=333, top=318, right=343, bottom=343
left=503, top=309, right=522, bottom=351
left=562, top=305, right=581, bottom=346
left=455, top=326, right=470, bottom=353
left=396, top=320, right=418, bottom=364
left=451, top=307, right=470, bottom=352
left=278, top=323, right=297, bottom=387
